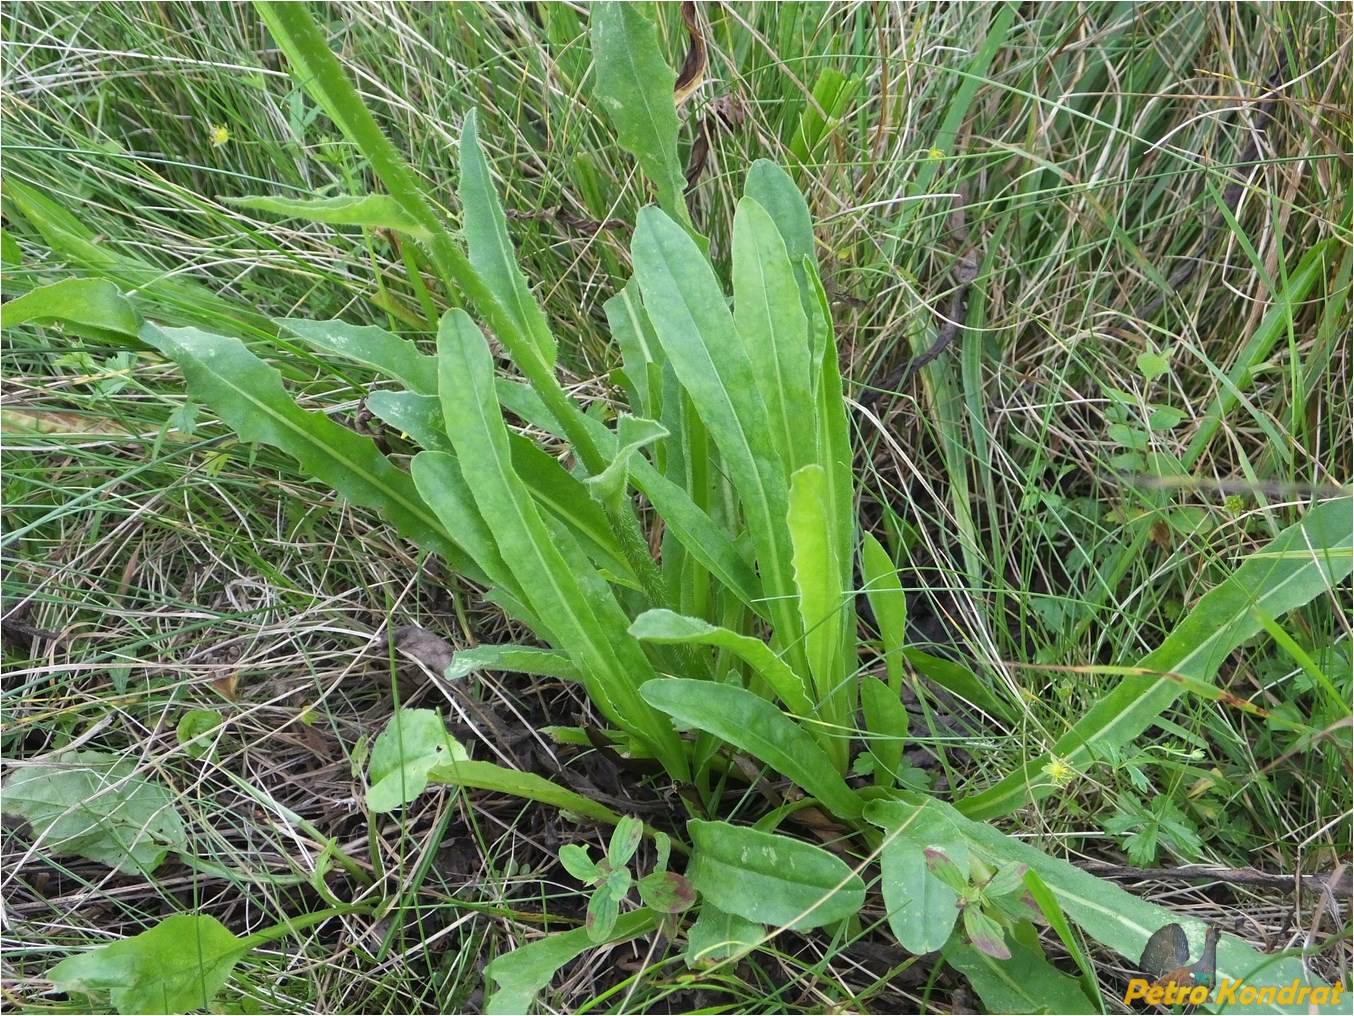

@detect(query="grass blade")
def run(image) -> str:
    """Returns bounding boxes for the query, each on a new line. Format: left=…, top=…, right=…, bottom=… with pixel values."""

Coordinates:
left=960, top=497, right=1354, bottom=820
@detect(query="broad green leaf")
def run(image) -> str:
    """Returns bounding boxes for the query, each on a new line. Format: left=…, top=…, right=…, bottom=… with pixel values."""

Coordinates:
left=744, top=161, right=818, bottom=268
left=225, top=193, right=429, bottom=238
left=904, top=647, right=1012, bottom=723
left=864, top=798, right=966, bottom=954
left=686, top=819, right=865, bottom=931
left=2, top=179, right=273, bottom=339
left=961, top=497, right=1354, bottom=820
left=641, top=679, right=860, bottom=819
left=430, top=759, right=625, bottom=826
left=684, top=904, right=763, bottom=968
left=446, top=645, right=581, bottom=683
left=140, top=322, right=476, bottom=580
left=459, top=110, right=557, bottom=369
left=366, top=708, right=469, bottom=813
left=366, top=391, right=452, bottom=451
left=483, top=909, right=658, bottom=1015
left=433, top=308, right=686, bottom=778
left=559, top=844, right=602, bottom=884
left=631, top=207, right=804, bottom=667
left=278, top=317, right=438, bottom=394
left=1, top=751, right=187, bottom=874
left=608, top=815, right=645, bottom=867
left=732, top=197, right=813, bottom=473
left=861, top=532, right=907, bottom=692
left=908, top=794, right=1343, bottom=1015
left=629, top=609, right=812, bottom=716
left=636, top=869, right=696, bottom=914
left=47, top=914, right=248, bottom=1016
left=788, top=464, right=848, bottom=720
left=3, top=277, right=141, bottom=343
left=175, top=710, right=222, bottom=761
left=947, top=921, right=1094, bottom=1014
left=860, top=676, right=909, bottom=785
left=590, top=2, right=690, bottom=228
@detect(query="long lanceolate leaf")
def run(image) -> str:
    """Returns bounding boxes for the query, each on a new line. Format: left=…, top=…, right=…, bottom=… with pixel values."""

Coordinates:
left=731, top=198, right=814, bottom=475
left=960, top=497, right=1354, bottom=820
left=428, top=309, right=688, bottom=779
left=459, top=111, right=557, bottom=371
left=631, top=207, right=806, bottom=672
left=138, top=323, right=480, bottom=582
left=590, top=2, right=692, bottom=232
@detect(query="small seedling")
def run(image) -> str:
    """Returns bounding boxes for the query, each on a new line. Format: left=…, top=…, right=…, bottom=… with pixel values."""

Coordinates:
left=558, top=816, right=695, bottom=941
left=925, top=850, right=1040, bottom=960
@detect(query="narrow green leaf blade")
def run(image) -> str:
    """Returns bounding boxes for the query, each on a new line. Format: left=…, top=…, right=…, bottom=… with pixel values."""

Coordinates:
left=641, top=679, right=860, bottom=819
left=278, top=318, right=438, bottom=394
left=788, top=464, right=847, bottom=710
left=225, top=193, right=430, bottom=238
left=686, top=819, right=865, bottom=931
left=629, top=609, right=812, bottom=716
left=631, top=206, right=804, bottom=660
left=732, top=197, right=813, bottom=473
left=434, top=309, right=685, bottom=776
left=590, top=2, right=690, bottom=227
left=960, top=497, right=1354, bottom=820
left=140, top=323, right=472, bottom=576
left=459, top=110, right=557, bottom=369
left=446, top=645, right=581, bottom=683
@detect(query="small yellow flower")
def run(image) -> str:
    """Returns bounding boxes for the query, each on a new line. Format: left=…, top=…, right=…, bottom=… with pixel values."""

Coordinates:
left=927, top=147, right=946, bottom=161
left=208, top=124, right=231, bottom=147
left=1042, top=756, right=1076, bottom=788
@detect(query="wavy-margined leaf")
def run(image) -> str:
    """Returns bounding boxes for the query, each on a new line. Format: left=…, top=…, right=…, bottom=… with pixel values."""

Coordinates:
left=446, top=645, right=580, bottom=683
left=590, top=2, right=690, bottom=230
left=3, top=278, right=141, bottom=343
left=631, top=207, right=804, bottom=665
left=641, top=679, right=860, bottom=819
left=960, top=497, right=1354, bottom=820
left=686, top=819, right=865, bottom=930
left=278, top=318, right=437, bottom=394
left=433, top=309, right=687, bottom=778
left=906, top=794, right=1344, bottom=1015
left=629, top=610, right=811, bottom=716
left=459, top=111, right=557, bottom=370
left=225, top=194, right=430, bottom=238
left=139, top=323, right=478, bottom=580
left=732, top=198, right=813, bottom=473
